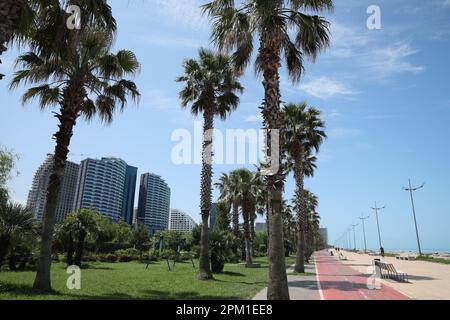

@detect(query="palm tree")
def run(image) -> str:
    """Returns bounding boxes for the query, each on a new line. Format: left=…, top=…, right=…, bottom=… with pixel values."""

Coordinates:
left=0, top=0, right=116, bottom=80
left=203, top=0, right=332, bottom=300
left=283, top=102, right=326, bottom=273
left=0, top=202, right=35, bottom=269
left=0, top=0, right=30, bottom=80
left=233, top=169, right=263, bottom=267
left=11, top=29, right=139, bottom=291
left=215, top=172, right=241, bottom=237
left=176, top=48, right=243, bottom=280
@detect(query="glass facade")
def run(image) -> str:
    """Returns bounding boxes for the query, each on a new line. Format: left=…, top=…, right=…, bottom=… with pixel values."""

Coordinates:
left=73, top=157, right=136, bottom=223
left=137, top=173, right=171, bottom=234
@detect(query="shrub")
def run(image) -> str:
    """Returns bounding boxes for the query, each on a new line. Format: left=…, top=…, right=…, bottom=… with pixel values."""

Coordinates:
left=117, top=254, right=134, bottom=262
left=82, top=254, right=98, bottom=262
left=209, top=230, right=234, bottom=273
left=99, top=253, right=118, bottom=263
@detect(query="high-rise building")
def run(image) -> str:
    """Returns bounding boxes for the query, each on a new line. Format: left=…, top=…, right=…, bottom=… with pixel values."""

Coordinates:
left=137, top=173, right=171, bottom=234
left=27, top=154, right=79, bottom=222
left=73, top=157, right=137, bottom=223
left=209, top=202, right=217, bottom=230
left=319, top=228, right=329, bottom=246
left=255, top=222, right=267, bottom=233
left=169, top=209, right=197, bottom=233
left=122, top=166, right=137, bottom=225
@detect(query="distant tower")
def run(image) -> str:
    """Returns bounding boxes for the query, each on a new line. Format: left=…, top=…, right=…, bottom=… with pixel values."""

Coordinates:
left=73, top=157, right=137, bottom=223
left=169, top=209, right=197, bottom=233
left=27, top=154, right=79, bottom=222
left=137, top=173, right=171, bottom=234
left=209, top=202, right=217, bottom=230
left=319, top=228, right=329, bottom=246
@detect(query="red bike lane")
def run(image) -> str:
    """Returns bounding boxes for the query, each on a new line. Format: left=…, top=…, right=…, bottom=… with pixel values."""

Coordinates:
left=315, top=251, right=410, bottom=300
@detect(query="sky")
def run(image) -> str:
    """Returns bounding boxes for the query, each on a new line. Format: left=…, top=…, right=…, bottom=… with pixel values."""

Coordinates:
left=1, top=0, right=450, bottom=252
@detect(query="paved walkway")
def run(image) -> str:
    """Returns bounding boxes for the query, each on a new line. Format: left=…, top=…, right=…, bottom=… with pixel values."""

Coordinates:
left=253, top=263, right=319, bottom=300
left=315, top=251, right=409, bottom=300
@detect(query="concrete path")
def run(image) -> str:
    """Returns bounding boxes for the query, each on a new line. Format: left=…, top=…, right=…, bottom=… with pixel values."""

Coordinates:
left=339, top=250, right=450, bottom=300
left=253, top=263, right=319, bottom=300
left=315, top=251, right=409, bottom=300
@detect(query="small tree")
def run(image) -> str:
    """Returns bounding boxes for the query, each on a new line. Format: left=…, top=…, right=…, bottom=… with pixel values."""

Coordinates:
left=213, top=202, right=231, bottom=232
left=131, top=222, right=150, bottom=259
left=0, top=202, right=35, bottom=269
left=61, top=209, right=100, bottom=267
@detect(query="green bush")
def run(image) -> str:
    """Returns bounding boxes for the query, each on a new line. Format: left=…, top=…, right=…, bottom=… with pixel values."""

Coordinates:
left=117, top=254, right=134, bottom=262
left=99, top=253, right=118, bottom=263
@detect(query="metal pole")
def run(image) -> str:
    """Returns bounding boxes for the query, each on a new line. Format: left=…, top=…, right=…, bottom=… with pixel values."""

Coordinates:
left=359, top=214, right=370, bottom=253
left=351, top=223, right=358, bottom=251
left=371, top=202, right=386, bottom=254
left=403, top=179, right=424, bottom=256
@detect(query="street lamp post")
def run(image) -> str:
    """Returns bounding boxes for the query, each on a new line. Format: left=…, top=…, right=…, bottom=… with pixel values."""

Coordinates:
left=371, top=202, right=386, bottom=255
left=403, top=179, right=425, bottom=256
left=351, top=223, right=358, bottom=251
left=359, top=214, right=370, bottom=253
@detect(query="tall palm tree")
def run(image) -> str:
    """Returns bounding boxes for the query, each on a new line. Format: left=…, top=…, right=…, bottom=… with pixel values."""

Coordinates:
left=283, top=102, right=326, bottom=273
left=203, top=0, right=332, bottom=300
left=0, top=202, right=35, bottom=268
left=11, top=29, right=139, bottom=291
left=177, top=48, right=243, bottom=280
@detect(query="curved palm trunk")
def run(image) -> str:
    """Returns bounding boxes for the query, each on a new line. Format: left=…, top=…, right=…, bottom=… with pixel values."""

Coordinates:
left=0, top=0, right=27, bottom=80
left=198, top=109, right=214, bottom=280
left=33, top=85, right=81, bottom=292
left=261, top=37, right=289, bottom=300
left=294, top=148, right=306, bottom=273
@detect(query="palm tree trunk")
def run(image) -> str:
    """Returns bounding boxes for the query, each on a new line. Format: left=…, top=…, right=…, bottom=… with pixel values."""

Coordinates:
left=242, top=205, right=253, bottom=267
left=232, top=201, right=239, bottom=237
left=0, top=235, right=10, bottom=269
left=33, top=85, right=81, bottom=292
left=198, top=108, right=214, bottom=280
left=74, top=232, right=86, bottom=267
left=0, top=0, right=27, bottom=80
left=261, top=37, right=289, bottom=300
left=294, top=149, right=306, bottom=273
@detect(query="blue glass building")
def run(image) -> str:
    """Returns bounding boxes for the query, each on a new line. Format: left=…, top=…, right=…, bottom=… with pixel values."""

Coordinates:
left=73, top=157, right=137, bottom=223
left=137, top=173, right=171, bottom=234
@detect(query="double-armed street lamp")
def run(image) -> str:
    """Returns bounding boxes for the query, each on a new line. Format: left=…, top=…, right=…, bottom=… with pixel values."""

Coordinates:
left=403, top=179, right=425, bottom=256
left=359, top=213, right=370, bottom=253
left=371, top=202, right=386, bottom=255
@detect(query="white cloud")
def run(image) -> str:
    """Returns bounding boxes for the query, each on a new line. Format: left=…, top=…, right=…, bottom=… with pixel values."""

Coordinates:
left=362, top=42, right=425, bottom=78
left=138, top=34, right=205, bottom=49
left=154, top=0, right=209, bottom=31
left=328, top=128, right=361, bottom=139
left=244, top=115, right=261, bottom=123
left=300, top=77, right=359, bottom=100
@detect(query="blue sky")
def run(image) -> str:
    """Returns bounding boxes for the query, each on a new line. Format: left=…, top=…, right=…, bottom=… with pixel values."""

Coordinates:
left=1, top=0, right=450, bottom=251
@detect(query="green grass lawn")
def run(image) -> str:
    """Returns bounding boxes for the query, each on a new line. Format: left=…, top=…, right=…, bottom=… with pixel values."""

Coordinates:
left=0, top=257, right=294, bottom=300
left=416, top=256, right=450, bottom=265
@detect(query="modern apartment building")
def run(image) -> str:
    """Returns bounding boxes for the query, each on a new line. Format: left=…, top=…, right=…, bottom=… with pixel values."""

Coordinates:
left=169, top=209, right=197, bottom=233
left=73, top=157, right=137, bottom=223
left=137, top=173, right=171, bottom=234
left=27, top=154, right=79, bottom=222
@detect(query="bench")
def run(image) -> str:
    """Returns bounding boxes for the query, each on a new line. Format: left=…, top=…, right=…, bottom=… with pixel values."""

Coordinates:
left=375, top=260, right=408, bottom=282
left=338, top=252, right=347, bottom=261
